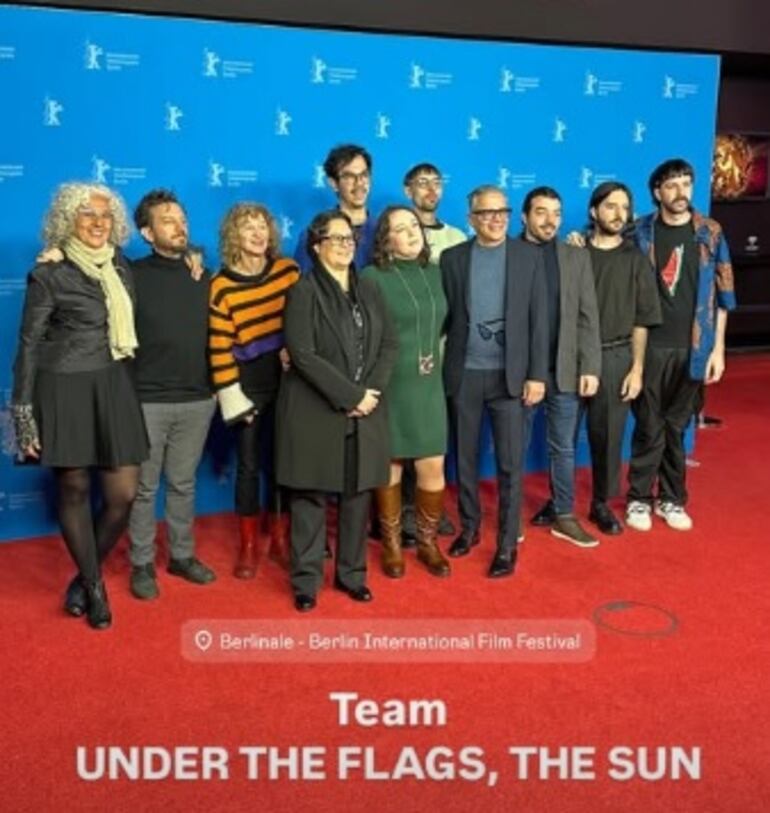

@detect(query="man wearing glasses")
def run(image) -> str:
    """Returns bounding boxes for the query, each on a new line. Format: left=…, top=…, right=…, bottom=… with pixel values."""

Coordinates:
left=441, top=185, right=548, bottom=577
left=294, top=144, right=377, bottom=273
left=521, top=186, right=602, bottom=547
left=404, top=163, right=467, bottom=263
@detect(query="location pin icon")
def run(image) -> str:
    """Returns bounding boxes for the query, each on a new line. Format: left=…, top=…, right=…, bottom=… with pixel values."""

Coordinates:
left=194, top=629, right=213, bottom=652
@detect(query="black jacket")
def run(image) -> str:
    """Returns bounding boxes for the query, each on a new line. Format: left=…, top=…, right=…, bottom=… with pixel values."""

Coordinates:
left=440, top=237, right=549, bottom=398
left=12, top=255, right=134, bottom=404
left=275, top=264, right=398, bottom=493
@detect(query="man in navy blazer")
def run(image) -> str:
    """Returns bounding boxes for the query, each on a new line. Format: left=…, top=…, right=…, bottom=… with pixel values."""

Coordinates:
left=441, top=185, right=548, bottom=577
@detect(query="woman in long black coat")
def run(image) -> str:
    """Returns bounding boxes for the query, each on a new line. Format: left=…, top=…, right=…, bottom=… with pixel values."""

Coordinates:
left=275, top=210, right=398, bottom=611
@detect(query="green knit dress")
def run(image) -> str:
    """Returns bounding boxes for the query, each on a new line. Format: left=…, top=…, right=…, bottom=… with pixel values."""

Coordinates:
left=361, top=259, right=448, bottom=458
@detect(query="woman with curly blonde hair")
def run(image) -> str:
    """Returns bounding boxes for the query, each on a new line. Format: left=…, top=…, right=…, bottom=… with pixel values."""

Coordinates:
left=209, top=202, right=300, bottom=578
left=11, top=182, right=149, bottom=630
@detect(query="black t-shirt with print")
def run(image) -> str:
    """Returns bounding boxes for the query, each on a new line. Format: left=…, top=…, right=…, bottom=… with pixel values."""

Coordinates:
left=648, top=220, right=698, bottom=349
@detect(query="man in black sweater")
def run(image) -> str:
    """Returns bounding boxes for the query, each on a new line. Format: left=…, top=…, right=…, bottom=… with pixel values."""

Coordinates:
left=127, top=189, right=216, bottom=599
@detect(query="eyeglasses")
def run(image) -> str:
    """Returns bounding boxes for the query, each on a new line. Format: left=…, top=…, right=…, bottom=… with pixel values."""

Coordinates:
left=411, top=176, right=443, bottom=190
left=477, top=319, right=505, bottom=346
left=472, top=208, right=511, bottom=222
left=338, top=170, right=370, bottom=186
left=322, top=234, right=356, bottom=247
left=77, top=208, right=114, bottom=222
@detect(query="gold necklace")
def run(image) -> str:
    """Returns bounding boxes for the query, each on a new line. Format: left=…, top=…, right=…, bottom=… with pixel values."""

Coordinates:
left=392, top=262, right=437, bottom=376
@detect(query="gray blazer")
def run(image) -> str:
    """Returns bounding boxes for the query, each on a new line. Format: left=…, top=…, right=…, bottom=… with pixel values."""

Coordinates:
left=553, top=242, right=601, bottom=393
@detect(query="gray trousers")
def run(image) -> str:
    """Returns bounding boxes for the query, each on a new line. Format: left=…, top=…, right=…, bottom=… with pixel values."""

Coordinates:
left=128, top=399, right=215, bottom=566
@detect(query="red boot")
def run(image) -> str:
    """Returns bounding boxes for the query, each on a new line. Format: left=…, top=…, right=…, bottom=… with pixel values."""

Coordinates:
left=234, top=515, right=259, bottom=579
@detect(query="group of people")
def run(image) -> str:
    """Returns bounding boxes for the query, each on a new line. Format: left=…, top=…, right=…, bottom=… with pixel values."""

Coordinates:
left=10, top=142, right=735, bottom=628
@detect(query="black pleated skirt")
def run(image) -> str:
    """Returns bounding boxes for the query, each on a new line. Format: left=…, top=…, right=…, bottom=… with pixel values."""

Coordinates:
left=35, top=361, right=149, bottom=468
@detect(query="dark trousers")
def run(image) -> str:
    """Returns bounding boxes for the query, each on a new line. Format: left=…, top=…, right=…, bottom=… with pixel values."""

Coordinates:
left=289, top=433, right=370, bottom=596
left=235, top=400, right=282, bottom=515
left=449, top=368, right=524, bottom=552
left=583, top=344, right=632, bottom=503
left=627, top=347, right=700, bottom=506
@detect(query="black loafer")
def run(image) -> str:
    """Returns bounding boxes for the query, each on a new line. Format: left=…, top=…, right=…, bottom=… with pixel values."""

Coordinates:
left=589, top=502, right=623, bottom=535
left=448, top=532, right=480, bottom=558
left=487, top=549, right=517, bottom=578
left=63, top=575, right=87, bottom=617
left=531, top=501, right=556, bottom=527
left=333, top=580, right=373, bottom=602
left=294, top=594, right=316, bottom=612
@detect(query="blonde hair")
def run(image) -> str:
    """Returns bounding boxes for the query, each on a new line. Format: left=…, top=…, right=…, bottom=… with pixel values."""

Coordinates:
left=219, top=203, right=282, bottom=269
left=42, top=182, right=131, bottom=248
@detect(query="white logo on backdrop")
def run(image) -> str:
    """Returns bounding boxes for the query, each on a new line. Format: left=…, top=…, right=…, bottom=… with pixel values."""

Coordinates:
left=584, top=70, right=622, bottom=96
left=280, top=215, right=294, bottom=241
left=553, top=118, right=567, bottom=143
left=499, top=67, right=541, bottom=94
left=633, top=121, right=647, bottom=143
left=580, top=167, right=594, bottom=189
left=310, top=56, right=357, bottom=85
left=165, top=104, right=183, bottom=131
left=663, top=75, right=698, bottom=99
left=202, top=48, right=253, bottom=79
left=92, top=155, right=146, bottom=186
left=43, top=97, right=63, bottom=127
left=375, top=113, right=391, bottom=139
left=579, top=166, right=616, bottom=189
left=500, top=68, right=514, bottom=93
left=409, top=62, right=452, bottom=90
left=275, top=108, right=292, bottom=136
left=0, top=164, right=24, bottom=183
left=0, top=46, right=17, bottom=61
left=84, top=39, right=139, bottom=72
left=468, top=118, right=482, bottom=141
left=313, top=164, right=326, bottom=189
left=92, top=155, right=111, bottom=183
left=208, top=160, right=258, bottom=188
left=497, top=167, right=537, bottom=190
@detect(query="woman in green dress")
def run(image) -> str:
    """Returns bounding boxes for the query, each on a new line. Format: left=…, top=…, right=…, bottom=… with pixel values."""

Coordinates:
left=362, top=206, right=450, bottom=579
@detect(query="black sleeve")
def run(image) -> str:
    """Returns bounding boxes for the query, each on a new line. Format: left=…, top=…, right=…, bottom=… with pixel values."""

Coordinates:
left=12, top=267, right=55, bottom=405
left=633, top=253, right=663, bottom=328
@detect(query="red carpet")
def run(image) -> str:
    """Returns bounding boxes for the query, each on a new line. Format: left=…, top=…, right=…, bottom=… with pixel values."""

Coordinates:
left=1, top=353, right=769, bottom=811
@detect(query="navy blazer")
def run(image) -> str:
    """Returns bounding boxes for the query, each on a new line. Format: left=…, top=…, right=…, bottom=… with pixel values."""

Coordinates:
left=440, top=237, right=548, bottom=399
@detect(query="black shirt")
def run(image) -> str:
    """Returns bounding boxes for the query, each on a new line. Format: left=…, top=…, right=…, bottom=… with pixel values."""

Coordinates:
left=649, top=221, right=698, bottom=349
left=131, top=252, right=212, bottom=402
left=531, top=238, right=561, bottom=371
left=587, top=241, right=662, bottom=344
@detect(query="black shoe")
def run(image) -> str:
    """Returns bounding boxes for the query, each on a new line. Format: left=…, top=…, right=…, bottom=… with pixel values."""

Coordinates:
left=294, top=594, right=316, bottom=612
left=448, top=532, right=480, bottom=558
left=589, top=501, right=623, bottom=535
left=438, top=511, right=456, bottom=536
left=333, top=579, right=373, bottom=602
left=63, top=575, right=87, bottom=617
left=401, top=505, right=417, bottom=547
left=167, top=557, right=216, bottom=585
left=531, top=500, right=556, bottom=526
left=487, top=548, right=517, bottom=578
left=85, top=580, right=112, bottom=629
left=130, top=564, right=159, bottom=600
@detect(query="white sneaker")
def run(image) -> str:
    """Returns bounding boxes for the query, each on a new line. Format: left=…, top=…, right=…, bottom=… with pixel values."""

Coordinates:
left=655, top=501, right=693, bottom=531
left=626, top=501, right=652, bottom=532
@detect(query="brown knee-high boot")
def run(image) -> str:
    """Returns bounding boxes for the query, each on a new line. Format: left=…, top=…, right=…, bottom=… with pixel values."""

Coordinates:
left=415, top=487, right=451, bottom=577
left=375, top=482, right=404, bottom=578
left=235, top=515, right=259, bottom=579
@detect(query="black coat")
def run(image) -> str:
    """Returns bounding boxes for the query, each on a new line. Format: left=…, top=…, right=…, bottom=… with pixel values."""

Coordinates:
left=12, top=254, right=134, bottom=404
left=275, top=265, right=399, bottom=493
left=440, top=237, right=549, bottom=398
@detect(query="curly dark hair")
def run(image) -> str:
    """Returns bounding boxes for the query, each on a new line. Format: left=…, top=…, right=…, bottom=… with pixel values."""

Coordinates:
left=133, top=188, right=184, bottom=231
left=305, top=209, right=355, bottom=260
left=371, top=206, right=431, bottom=269
left=323, top=144, right=372, bottom=181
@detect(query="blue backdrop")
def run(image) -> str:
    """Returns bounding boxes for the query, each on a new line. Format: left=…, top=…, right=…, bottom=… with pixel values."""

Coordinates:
left=0, top=4, right=718, bottom=540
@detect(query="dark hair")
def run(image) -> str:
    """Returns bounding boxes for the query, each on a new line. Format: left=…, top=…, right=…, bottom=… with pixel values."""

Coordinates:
left=305, top=209, right=355, bottom=259
left=403, top=162, right=441, bottom=186
left=134, top=188, right=183, bottom=231
left=586, top=181, right=635, bottom=238
left=648, top=158, right=695, bottom=203
left=521, top=186, right=561, bottom=215
left=323, top=144, right=372, bottom=181
left=372, top=206, right=431, bottom=269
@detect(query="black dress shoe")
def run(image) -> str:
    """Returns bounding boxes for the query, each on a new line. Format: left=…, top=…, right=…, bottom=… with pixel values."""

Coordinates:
left=294, top=594, right=316, bottom=612
left=589, top=502, right=623, bottom=535
left=63, top=575, right=87, bottom=617
left=487, top=549, right=517, bottom=578
left=448, top=532, right=480, bottom=558
left=84, top=579, right=112, bottom=630
left=333, top=579, right=373, bottom=602
left=531, top=500, right=556, bottom=527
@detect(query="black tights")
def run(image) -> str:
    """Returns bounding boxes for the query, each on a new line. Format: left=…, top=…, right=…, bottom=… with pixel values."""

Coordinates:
left=55, top=466, right=139, bottom=583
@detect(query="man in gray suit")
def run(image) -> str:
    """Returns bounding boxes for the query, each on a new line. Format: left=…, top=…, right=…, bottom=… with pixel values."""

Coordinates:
left=441, top=185, right=548, bottom=577
left=522, top=186, right=602, bottom=547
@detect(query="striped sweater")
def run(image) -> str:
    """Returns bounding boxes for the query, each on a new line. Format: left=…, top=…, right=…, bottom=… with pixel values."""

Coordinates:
left=209, top=256, right=300, bottom=423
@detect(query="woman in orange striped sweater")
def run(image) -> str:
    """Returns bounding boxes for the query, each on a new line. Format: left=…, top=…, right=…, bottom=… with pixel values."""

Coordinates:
left=209, top=203, right=300, bottom=578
